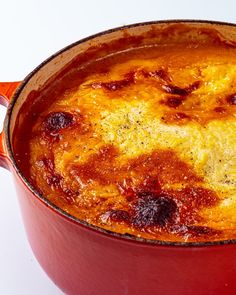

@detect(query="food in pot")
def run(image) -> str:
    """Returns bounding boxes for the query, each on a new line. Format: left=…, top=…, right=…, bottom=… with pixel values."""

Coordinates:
left=14, top=24, right=236, bottom=242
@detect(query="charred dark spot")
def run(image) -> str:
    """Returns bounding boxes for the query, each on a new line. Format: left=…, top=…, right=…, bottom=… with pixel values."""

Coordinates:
left=108, top=209, right=130, bottom=222
left=162, top=81, right=200, bottom=96
left=91, top=73, right=135, bottom=91
left=164, top=96, right=184, bottom=108
left=132, top=193, right=177, bottom=228
left=214, top=106, right=226, bottom=113
left=162, top=84, right=189, bottom=96
left=153, top=69, right=172, bottom=82
left=226, top=93, right=236, bottom=105
left=186, top=81, right=201, bottom=93
left=44, top=112, right=74, bottom=134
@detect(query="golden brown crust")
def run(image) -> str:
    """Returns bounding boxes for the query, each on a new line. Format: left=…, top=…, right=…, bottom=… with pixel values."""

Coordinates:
left=14, top=27, right=236, bottom=242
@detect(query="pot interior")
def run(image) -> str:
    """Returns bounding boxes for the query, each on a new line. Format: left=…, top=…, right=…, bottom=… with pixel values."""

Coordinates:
left=6, top=20, right=236, bottom=246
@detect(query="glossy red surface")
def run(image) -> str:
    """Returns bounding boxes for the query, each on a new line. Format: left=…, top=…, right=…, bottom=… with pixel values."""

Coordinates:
left=11, top=173, right=236, bottom=295
left=1, top=21, right=236, bottom=295
left=0, top=82, right=20, bottom=169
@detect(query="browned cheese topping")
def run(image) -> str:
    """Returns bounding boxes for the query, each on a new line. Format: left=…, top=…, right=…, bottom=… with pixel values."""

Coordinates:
left=14, top=25, right=236, bottom=242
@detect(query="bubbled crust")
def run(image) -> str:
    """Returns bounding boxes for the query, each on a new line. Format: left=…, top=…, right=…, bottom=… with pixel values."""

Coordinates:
left=15, top=36, right=236, bottom=242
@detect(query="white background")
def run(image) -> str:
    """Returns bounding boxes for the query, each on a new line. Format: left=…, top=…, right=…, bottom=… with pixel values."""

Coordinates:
left=0, top=0, right=235, bottom=294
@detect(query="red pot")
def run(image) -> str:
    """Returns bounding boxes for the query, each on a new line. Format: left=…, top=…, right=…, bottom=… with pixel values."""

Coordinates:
left=1, top=20, right=236, bottom=295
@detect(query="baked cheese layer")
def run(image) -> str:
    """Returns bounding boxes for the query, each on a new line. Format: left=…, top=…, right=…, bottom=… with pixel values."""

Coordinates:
left=15, top=43, right=236, bottom=242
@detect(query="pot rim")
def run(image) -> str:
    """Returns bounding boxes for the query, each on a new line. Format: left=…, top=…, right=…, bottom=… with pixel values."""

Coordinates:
left=5, top=19, right=236, bottom=248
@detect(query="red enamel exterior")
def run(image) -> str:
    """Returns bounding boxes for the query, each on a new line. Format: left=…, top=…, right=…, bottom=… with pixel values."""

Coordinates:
left=11, top=172, right=236, bottom=294
left=1, top=21, right=236, bottom=295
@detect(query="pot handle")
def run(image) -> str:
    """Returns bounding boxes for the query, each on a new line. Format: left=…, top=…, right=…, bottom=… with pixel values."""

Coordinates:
left=0, top=82, right=21, bottom=169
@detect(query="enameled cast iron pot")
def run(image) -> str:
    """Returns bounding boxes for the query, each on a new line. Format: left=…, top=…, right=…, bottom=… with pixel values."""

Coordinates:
left=1, top=20, right=236, bottom=295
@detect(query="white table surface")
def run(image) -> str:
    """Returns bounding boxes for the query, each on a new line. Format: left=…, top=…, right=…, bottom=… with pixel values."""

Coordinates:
left=0, top=0, right=235, bottom=294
